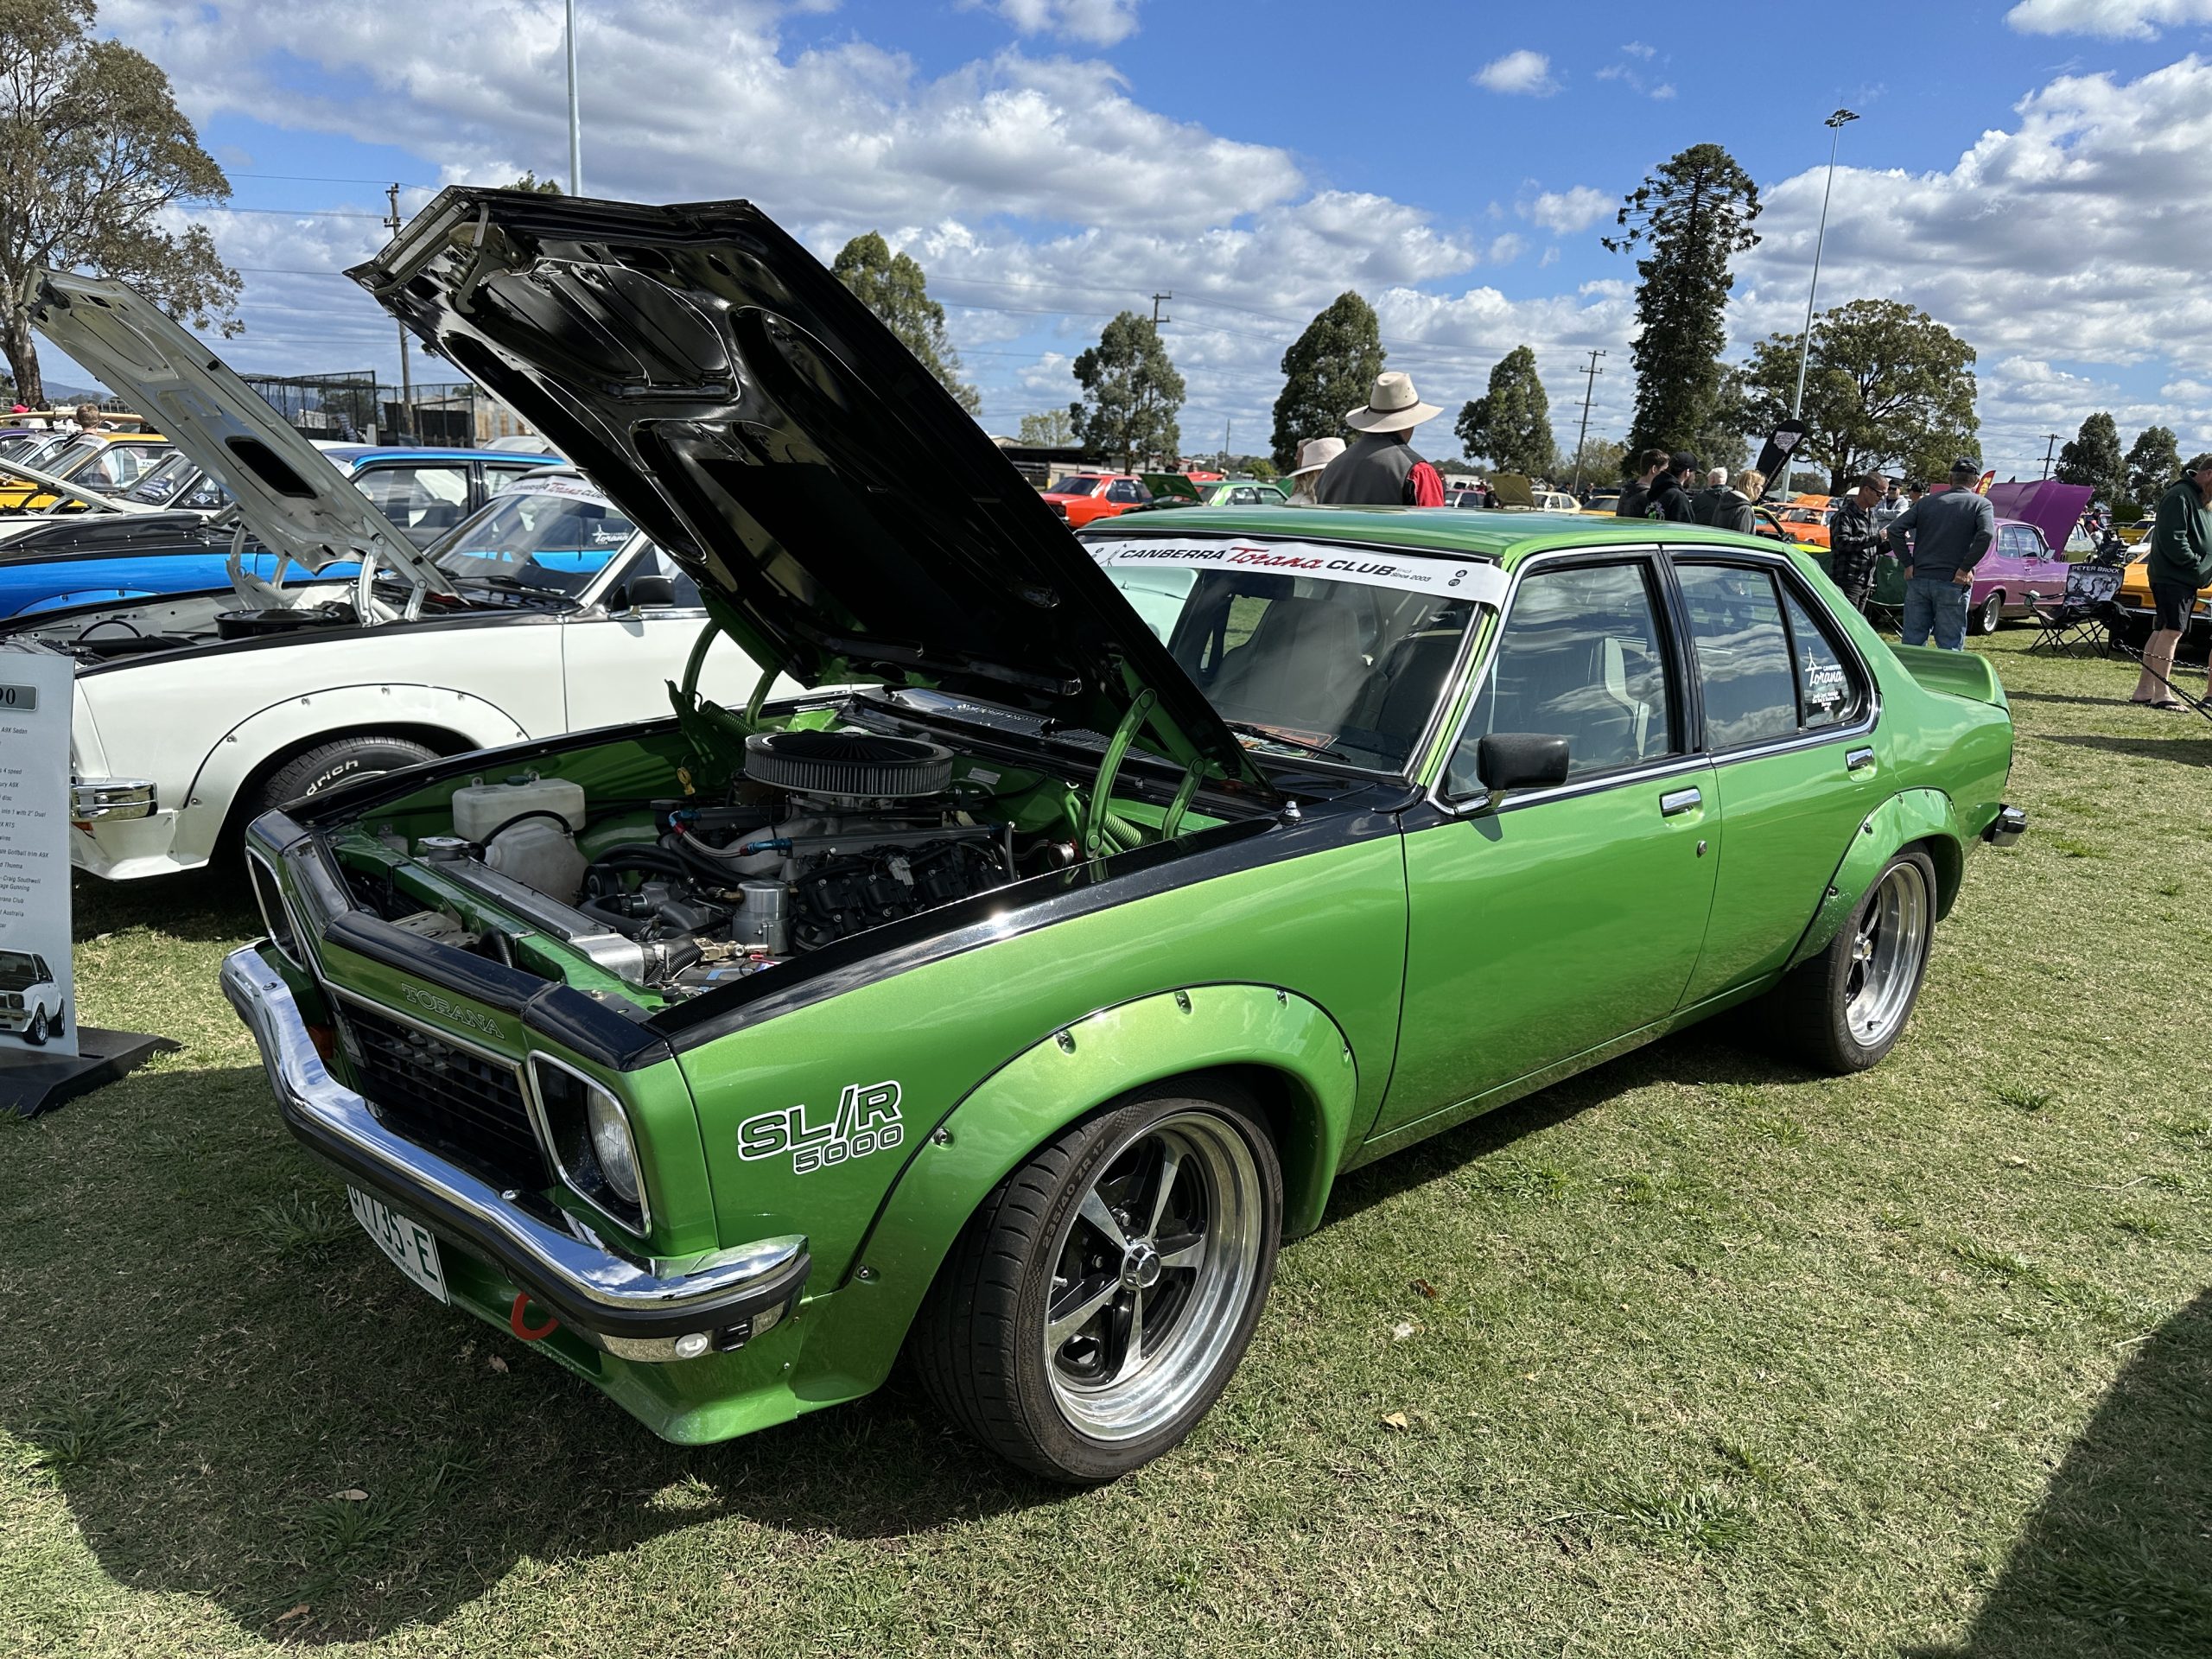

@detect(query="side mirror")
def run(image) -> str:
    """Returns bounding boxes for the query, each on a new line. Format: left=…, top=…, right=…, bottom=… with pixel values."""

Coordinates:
left=1475, top=734, right=1571, bottom=804
left=618, top=573, right=677, bottom=610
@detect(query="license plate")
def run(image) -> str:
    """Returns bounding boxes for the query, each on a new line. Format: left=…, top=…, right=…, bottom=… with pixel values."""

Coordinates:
left=348, top=1185, right=449, bottom=1304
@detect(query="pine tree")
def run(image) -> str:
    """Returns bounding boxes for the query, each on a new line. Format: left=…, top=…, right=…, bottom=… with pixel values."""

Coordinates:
left=1454, top=346, right=1558, bottom=478
left=1603, top=143, right=1762, bottom=461
left=1070, top=312, right=1184, bottom=470
left=830, top=232, right=981, bottom=416
left=2054, top=412, right=2125, bottom=504
left=1268, top=292, right=1384, bottom=471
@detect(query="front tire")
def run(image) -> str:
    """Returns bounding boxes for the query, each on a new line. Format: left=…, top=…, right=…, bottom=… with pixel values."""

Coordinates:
left=916, top=1083, right=1282, bottom=1483
left=22, top=1009, right=48, bottom=1046
left=257, top=734, right=440, bottom=816
left=1768, top=847, right=1937, bottom=1073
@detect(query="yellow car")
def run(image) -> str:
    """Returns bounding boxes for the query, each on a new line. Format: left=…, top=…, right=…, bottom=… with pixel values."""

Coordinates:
left=2113, top=551, right=2212, bottom=645
left=0, top=429, right=172, bottom=511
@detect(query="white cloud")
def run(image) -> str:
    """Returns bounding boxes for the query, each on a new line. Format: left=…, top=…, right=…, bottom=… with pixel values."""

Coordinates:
left=1523, top=186, right=1610, bottom=234
left=1487, top=233, right=1527, bottom=264
left=1650, top=82, right=1676, bottom=99
left=1621, top=39, right=1656, bottom=58
left=2005, top=0, right=2212, bottom=38
left=972, top=0, right=1143, bottom=46
left=1472, top=50, right=1558, bottom=95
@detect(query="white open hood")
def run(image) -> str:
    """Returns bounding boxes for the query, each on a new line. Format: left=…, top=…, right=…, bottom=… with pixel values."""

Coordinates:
left=27, top=272, right=445, bottom=588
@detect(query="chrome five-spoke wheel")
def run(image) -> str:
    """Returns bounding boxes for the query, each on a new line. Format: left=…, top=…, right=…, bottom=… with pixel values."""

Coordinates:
left=917, top=1084, right=1282, bottom=1482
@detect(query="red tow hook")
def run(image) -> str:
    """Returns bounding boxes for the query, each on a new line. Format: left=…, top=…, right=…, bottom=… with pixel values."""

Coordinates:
left=510, top=1292, right=560, bottom=1342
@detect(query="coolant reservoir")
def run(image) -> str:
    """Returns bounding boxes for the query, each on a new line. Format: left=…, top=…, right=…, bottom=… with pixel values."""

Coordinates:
left=452, top=774, right=587, bottom=842
left=482, top=818, right=588, bottom=905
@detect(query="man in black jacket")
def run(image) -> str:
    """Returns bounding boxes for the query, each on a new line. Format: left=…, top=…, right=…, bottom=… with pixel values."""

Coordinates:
left=1828, top=474, right=1885, bottom=615
left=1690, top=466, right=1729, bottom=525
left=1616, top=448, right=1669, bottom=518
left=1643, top=453, right=1699, bottom=523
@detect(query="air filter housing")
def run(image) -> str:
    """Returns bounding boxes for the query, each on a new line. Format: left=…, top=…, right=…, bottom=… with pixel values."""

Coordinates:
left=742, top=730, right=956, bottom=803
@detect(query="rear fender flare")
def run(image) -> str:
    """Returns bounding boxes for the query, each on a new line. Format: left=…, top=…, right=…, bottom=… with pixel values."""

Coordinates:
left=798, top=985, right=1357, bottom=1400
left=1788, top=786, right=1964, bottom=969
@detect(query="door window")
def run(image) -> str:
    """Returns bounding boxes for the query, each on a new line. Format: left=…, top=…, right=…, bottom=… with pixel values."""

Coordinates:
left=355, top=464, right=470, bottom=541
left=1680, top=563, right=1867, bottom=747
left=1779, top=587, right=1866, bottom=728
left=1446, top=560, right=1676, bottom=791
left=1107, top=479, right=1148, bottom=505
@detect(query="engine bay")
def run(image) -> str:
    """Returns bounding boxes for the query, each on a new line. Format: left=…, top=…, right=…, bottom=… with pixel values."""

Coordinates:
left=330, top=721, right=1121, bottom=1007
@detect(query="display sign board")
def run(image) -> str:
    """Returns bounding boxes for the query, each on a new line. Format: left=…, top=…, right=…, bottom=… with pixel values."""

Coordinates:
left=0, top=655, right=76, bottom=1057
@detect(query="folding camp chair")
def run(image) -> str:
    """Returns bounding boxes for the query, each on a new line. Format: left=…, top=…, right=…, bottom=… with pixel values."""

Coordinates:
left=2024, top=558, right=2126, bottom=657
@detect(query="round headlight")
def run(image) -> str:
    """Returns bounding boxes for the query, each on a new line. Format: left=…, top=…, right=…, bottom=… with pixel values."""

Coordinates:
left=586, top=1090, right=642, bottom=1205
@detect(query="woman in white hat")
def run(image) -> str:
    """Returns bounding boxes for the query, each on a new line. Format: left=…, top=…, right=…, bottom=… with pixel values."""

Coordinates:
left=1316, top=371, right=1446, bottom=506
left=1284, top=435, right=1345, bottom=505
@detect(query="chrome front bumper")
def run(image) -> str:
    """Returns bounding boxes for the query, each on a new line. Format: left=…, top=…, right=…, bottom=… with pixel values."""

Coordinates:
left=221, top=946, right=809, bottom=1352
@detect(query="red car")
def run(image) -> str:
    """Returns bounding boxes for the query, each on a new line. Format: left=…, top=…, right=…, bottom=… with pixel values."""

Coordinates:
left=1040, top=472, right=1151, bottom=527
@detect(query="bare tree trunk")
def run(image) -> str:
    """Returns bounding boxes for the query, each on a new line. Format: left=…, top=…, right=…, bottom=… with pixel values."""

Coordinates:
left=0, top=308, right=43, bottom=408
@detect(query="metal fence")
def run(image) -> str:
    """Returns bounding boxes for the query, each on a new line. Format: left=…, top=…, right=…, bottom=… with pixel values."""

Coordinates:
left=241, top=372, right=542, bottom=448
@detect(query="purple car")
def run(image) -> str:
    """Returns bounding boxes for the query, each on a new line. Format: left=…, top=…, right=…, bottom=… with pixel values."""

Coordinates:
left=1961, top=518, right=2069, bottom=635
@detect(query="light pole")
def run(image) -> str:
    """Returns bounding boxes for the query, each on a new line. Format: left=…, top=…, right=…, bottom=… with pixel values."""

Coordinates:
left=1789, top=108, right=1858, bottom=422
left=565, top=0, right=583, bottom=195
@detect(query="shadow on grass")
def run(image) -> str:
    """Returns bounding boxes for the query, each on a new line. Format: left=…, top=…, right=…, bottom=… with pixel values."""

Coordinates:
left=2004, top=688, right=2145, bottom=709
left=2, top=1063, right=1064, bottom=1645
left=1322, top=1020, right=1817, bottom=1228
left=1910, top=1288, right=2212, bottom=1657
left=2039, top=732, right=2212, bottom=766
left=73, top=865, right=259, bottom=945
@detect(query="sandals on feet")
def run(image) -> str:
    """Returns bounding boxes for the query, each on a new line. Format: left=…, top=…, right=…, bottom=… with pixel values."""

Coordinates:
left=2150, top=698, right=2190, bottom=711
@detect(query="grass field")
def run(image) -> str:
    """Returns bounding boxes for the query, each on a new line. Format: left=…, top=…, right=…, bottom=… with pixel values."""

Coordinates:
left=3, top=631, right=2209, bottom=1658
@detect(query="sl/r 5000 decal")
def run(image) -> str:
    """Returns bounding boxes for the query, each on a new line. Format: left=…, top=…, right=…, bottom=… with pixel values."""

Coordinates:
left=737, top=1080, right=905, bottom=1174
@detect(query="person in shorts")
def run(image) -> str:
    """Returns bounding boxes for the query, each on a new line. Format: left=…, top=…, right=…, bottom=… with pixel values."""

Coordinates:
left=2132, top=454, right=2212, bottom=708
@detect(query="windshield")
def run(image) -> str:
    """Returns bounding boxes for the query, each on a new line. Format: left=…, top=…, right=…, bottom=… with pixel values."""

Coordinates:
left=429, top=480, right=638, bottom=596
left=124, top=452, right=201, bottom=505
left=30, top=435, right=99, bottom=480
left=1090, top=540, right=1492, bottom=771
left=0, top=951, right=44, bottom=990
left=1049, top=475, right=1104, bottom=496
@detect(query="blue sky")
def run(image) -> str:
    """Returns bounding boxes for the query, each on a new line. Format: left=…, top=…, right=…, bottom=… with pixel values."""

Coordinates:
left=55, top=0, right=2212, bottom=479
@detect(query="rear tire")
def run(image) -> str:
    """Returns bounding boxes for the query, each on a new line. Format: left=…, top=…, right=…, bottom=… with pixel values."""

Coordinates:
left=256, top=734, right=440, bottom=816
left=1767, top=847, right=1937, bottom=1073
left=1972, top=591, right=2004, bottom=635
left=915, top=1082, right=1282, bottom=1483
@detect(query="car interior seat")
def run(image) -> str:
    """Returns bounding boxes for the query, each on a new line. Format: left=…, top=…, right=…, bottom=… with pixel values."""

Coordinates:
left=1210, top=596, right=1369, bottom=733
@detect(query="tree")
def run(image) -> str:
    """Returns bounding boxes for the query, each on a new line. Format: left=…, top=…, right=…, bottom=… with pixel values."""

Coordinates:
left=1017, top=409, right=1075, bottom=446
left=1070, top=311, right=1184, bottom=470
left=1454, top=345, right=1558, bottom=478
left=1603, top=143, right=1762, bottom=460
left=0, top=0, right=240, bottom=405
left=1742, top=299, right=1978, bottom=492
left=2055, top=411, right=2125, bottom=504
left=2123, top=423, right=2179, bottom=505
left=1574, top=435, right=1628, bottom=486
left=830, top=232, right=980, bottom=416
left=509, top=171, right=563, bottom=194
left=1689, top=363, right=1751, bottom=478
left=1268, top=291, right=1384, bottom=470
left=1243, top=456, right=1277, bottom=481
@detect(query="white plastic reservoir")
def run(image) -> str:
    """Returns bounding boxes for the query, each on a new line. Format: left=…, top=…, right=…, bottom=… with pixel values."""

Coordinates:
left=452, top=775, right=587, bottom=842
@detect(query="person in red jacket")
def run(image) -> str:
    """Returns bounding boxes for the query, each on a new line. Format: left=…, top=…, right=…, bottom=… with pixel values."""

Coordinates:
left=1317, top=372, right=1446, bottom=505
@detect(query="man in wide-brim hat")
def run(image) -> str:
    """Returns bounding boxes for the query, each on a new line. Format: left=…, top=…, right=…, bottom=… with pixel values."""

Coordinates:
left=1285, top=435, right=1345, bottom=505
left=1317, top=371, right=1446, bottom=506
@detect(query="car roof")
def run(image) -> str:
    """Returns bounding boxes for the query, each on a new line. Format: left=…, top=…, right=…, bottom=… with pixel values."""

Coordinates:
left=1084, top=504, right=1790, bottom=569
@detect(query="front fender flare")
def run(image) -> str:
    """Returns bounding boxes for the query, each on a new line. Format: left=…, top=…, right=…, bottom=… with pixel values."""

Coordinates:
left=793, top=984, right=1358, bottom=1402
left=1788, top=786, right=1964, bottom=969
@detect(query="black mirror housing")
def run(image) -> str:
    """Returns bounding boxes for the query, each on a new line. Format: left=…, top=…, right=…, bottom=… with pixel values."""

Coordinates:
left=620, top=574, right=677, bottom=609
left=1476, top=733, right=1571, bottom=795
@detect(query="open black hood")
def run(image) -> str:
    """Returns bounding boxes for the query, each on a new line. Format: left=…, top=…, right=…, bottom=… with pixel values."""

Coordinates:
left=346, top=189, right=1273, bottom=798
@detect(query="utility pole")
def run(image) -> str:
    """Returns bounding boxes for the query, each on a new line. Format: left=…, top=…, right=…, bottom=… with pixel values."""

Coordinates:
left=1222, top=416, right=1231, bottom=471
left=385, top=185, right=414, bottom=442
left=2041, top=434, right=2061, bottom=480
left=1150, top=291, right=1172, bottom=327
left=1569, top=348, right=1606, bottom=496
left=1790, top=109, right=1859, bottom=420
left=565, top=0, right=583, bottom=195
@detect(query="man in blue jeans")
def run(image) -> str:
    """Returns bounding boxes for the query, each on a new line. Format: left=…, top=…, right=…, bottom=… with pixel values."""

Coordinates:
left=1880, top=457, right=1997, bottom=650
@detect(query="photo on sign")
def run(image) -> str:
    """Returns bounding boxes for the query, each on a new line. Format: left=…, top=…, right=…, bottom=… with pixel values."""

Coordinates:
left=0, top=656, right=78, bottom=1057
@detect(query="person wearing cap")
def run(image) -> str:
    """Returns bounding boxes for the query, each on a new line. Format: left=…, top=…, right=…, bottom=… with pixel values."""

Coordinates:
left=1284, top=435, right=1345, bottom=506
left=1643, top=452, right=1700, bottom=523
left=1828, top=474, right=1887, bottom=616
left=2129, top=453, right=2212, bottom=709
left=1880, top=457, right=1996, bottom=651
left=1316, top=372, right=1446, bottom=506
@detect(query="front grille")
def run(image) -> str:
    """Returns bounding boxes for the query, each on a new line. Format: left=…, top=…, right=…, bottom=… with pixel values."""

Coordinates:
left=335, top=999, right=550, bottom=1191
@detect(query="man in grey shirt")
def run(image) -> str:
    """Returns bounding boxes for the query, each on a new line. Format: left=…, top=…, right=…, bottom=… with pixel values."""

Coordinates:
left=1881, top=457, right=1996, bottom=650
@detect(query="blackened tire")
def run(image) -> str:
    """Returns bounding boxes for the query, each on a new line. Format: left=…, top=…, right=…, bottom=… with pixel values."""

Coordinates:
left=22, top=1009, right=48, bottom=1046
left=257, top=734, right=440, bottom=816
left=914, top=1081, right=1282, bottom=1483
left=1972, top=591, right=2003, bottom=635
left=1768, top=846, right=1937, bottom=1074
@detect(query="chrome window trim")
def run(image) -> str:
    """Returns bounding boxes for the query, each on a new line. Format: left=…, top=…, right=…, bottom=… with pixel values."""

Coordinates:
left=524, top=1050, right=654, bottom=1240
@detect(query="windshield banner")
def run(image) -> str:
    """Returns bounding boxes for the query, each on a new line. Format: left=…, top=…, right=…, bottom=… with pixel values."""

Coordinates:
left=1085, top=537, right=1509, bottom=607
left=493, top=473, right=609, bottom=505
left=0, top=654, right=75, bottom=1058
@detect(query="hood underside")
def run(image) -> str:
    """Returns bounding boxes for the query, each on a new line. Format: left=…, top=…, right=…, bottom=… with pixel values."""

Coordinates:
left=345, top=188, right=1273, bottom=797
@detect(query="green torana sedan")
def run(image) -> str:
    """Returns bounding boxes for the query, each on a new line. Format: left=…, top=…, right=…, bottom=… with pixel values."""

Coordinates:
left=227, top=188, right=2024, bottom=1484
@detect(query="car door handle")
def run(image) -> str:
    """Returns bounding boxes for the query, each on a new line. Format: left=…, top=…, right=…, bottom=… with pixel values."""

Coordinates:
left=1659, top=786, right=1702, bottom=817
left=1847, top=746, right=1876, bottom=772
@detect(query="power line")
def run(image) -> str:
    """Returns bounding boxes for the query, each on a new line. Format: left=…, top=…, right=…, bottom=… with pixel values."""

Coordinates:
left=230, top=171, right=440, bottom=187
left=217, top=206, right=392, bottom=219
